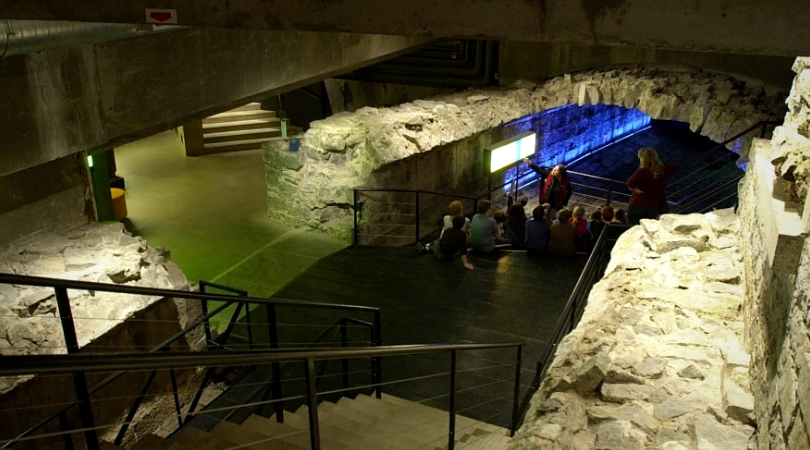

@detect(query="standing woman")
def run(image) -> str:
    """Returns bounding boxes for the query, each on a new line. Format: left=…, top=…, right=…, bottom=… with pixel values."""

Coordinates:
left=626, top=148, right=678, bottom=225
left=521, top=158, right=572, bottom=209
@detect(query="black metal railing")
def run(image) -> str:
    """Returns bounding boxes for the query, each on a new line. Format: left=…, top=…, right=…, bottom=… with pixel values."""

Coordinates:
left=529, top=224, right=631, bottom=397
left=352, top=188, right=480, bottom=246
left=0, top=343, right=523, bottom=450
left=0, top=273, right=381, bottom=450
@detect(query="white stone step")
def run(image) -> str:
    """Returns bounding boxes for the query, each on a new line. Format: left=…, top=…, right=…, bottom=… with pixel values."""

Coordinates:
left=203, top=109, right=277, bottom=124
left=203, top=137, right=276, bottom=148
left=202, top=118, right=281, bottom=130
left=212, top=420, right=304, bottom=450
left=243, top=414, right=324, bottom=449
left=155, top=395, right=510, bottom=450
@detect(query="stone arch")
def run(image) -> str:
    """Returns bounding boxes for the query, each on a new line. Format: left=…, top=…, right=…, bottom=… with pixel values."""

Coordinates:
left=264, top=67, right=787, bottom=239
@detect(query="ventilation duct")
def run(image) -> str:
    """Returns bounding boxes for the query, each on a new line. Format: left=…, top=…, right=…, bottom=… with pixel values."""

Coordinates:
left=0, top=20, right=182, bottom=57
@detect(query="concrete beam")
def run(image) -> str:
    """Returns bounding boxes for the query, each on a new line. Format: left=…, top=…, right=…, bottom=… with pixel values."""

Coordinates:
left=0, top=27, right=429, bottom=177
left=2, top=0, right=809, bottom=56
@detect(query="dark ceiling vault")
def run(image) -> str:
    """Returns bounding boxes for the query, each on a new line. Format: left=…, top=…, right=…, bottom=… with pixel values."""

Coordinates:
left=338, top=39, right=498, bottom=88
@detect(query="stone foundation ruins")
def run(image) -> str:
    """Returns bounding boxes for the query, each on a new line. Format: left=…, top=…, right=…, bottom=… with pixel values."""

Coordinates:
left=265, top=67, right=786, bottom=241
left=507, top=211, right=754, bottom=449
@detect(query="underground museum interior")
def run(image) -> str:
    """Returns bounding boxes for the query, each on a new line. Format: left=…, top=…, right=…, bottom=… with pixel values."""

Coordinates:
left=1, top=2, right=810, bottom=449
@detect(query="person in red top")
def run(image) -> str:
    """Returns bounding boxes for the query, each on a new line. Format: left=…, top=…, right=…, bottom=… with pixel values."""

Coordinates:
left=522, top=158, right=572, bottom=209
left=626, top=147, right=678, bottom=225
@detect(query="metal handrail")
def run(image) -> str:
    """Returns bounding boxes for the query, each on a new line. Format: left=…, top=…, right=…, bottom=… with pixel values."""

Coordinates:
left=1, top=342, right=524, bottom=450
left=0, top=273, right=379, bottom=313
left=0, top=272, right=382, bottom=449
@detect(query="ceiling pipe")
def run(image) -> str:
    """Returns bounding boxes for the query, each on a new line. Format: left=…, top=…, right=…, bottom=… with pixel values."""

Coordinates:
left=0, top=19, right=184, bottom=58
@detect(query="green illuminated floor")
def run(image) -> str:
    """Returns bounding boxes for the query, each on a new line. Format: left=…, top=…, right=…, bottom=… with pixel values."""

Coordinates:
left=114, top=131, right=347, bottom=312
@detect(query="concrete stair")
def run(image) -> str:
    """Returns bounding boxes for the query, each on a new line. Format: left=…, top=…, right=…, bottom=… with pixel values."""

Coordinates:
left=197, top=102, right=298, bottom=154
left=101, top=393, right=510, bottom=449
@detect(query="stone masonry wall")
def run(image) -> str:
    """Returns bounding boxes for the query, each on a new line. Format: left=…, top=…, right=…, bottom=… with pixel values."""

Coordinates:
left=264, top=67, right=786, bottom=241
left=507, top=211, right=755, bottom=449
left=739, top=57, right=810, bottom=450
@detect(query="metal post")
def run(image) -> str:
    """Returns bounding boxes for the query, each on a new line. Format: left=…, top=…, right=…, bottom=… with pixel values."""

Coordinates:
left=54, top=287, right=99, bottom=450
left=353, top=190, right=359, bottom=245
left=510, top=346, right=523, bottom=437
left=447, top=349, right=457, bottom=450
left=372, top=311, right=382, bottom=398
left=607, top=188, right=612, bottom=206
left=415, top=191, right=421, bottom=244
left=57, top=411, right=75, bottom=450
left=267, top=304, right=284, bottom=421
left=304, top=358, right=321, bottom=450
left=244, top=300, right=254, bottom=350
left=199, top=286, right=214, bottom=351
left=168, top=368, right=183, bottom=428
left=340, top=319, right=349, bottom=392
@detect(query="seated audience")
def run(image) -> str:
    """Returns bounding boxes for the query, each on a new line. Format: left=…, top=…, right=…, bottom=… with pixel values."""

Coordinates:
left=614, top=208, right=628, bottom=224
left=547, top=208, right=576, bottom=258
left=569, top=206, right=589, bottom=252
left=588, top=206, right=610, bottom=246
left=525, top=206, right=550, bottom=256
left=441, top=200, right=470, bottom=238
left=470, top=200, right=505, bottom=253
left=434, top=216, right=474, bottom=270
left=493, top=210, right=507, bottom=236
left=505, top=203, right=528, bottom=249
left=587, top=209, right=604, bottom=250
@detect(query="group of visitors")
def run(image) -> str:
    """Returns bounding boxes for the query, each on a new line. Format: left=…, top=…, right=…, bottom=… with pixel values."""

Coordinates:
left=419, top=147, right=675, bottom=268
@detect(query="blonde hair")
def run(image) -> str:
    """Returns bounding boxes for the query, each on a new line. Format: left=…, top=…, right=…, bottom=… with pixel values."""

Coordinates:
left=638, top=147, right=665, bottom=178
left=571, top=206, right=586, bottom=228
left=557, top=207, right=572, bottom=224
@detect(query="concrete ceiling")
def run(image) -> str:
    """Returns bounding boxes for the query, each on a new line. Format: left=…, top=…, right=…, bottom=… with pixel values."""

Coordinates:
left=2, top=0, right=809, bottom=57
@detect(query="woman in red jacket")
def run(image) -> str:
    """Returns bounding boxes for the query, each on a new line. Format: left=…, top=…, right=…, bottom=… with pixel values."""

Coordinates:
left=522, top=158, right=572, bottom=209
left=626, top=148, right=678, bottom=225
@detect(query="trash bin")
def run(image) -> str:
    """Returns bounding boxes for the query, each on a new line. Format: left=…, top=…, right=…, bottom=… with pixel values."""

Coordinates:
left=290, top=137, right=300, bottom=152
left=110, top=188, right=128, bottom=221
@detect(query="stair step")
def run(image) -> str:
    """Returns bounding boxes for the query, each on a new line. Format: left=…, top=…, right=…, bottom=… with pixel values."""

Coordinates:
left=229, top=102, right=263, bottom=112
left=168, top=426, right=210, bottom=447
left=129, top=433, right=180, bottom=450
left=212, top=420, right=304, bottom=450
left=98, top=441, right=121, bottom=450
left=203, top=137, right=276, bottom=148
left=203, top=128, right=281, bottom=143
left=202, top=118, right=281, bottom=131
left=316, top=407, right=427, bottom=449
left=203, top=110, right=277, bottom=124
left=244, top=414, right=346, bottom=450
left=456, top=429, right=512, bottom=449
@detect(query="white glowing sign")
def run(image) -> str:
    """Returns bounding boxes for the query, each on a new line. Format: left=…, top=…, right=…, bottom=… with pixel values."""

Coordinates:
left=488, top=132, right=536, bottom=173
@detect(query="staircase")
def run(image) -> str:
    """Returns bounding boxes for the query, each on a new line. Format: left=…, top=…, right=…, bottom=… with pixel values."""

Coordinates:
left=104, top=394, right=510, bottom=450
left=201, top=103, right=284, bottom=154
left=184, top=103, right=301, bottom=156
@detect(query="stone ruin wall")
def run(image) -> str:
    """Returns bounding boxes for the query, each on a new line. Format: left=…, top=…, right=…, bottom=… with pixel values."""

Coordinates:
left=264, top=67, right=786, bottom=242
left=738, top=57, right=810, bottom=450
left=0, top=222, right=204, bottom=447
left=507, top=211, right=755, bottom=449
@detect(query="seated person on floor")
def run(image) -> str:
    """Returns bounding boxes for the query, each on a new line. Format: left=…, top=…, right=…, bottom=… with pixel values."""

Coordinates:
left=569, top=206, right=589, bottom=252
left=470, top=200, right=508, bottom=253
left=433, top=216, right=474, bottom=270
left=493, top=209, right=507, bottom=236
left=442, top=200, right=471, bottom=238
left=613, top=208, right=628, bottom=224
left=525, top=206, right=550, bottom=256
left=547, top=207, right=576, bottom=258
left=505, top=203, right=528, bottom=249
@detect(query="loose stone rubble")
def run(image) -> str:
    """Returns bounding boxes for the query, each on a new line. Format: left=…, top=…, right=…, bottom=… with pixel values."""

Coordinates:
left=0, top=222, right=191, bottom=392
left=265, top=67, right=785, bottom=240
left=508, top=210, right=755, bottom=450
